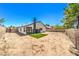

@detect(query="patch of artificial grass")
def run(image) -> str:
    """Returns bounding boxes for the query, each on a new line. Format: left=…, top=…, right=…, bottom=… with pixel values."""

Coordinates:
left=30, top=33, right=47, bottom=39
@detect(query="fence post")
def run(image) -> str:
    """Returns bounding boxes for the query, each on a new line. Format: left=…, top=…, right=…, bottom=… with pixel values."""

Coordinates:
left=75, top=29, right=79, bottom=50
left=75, top=29, right=77, bottom=49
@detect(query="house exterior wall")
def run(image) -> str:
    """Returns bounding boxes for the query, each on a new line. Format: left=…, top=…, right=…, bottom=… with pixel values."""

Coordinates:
left=18, top=26, right=26, bottom=34
left=27, top=22, right=46, bottom=32
left=36, top=22, right=46, bottom=32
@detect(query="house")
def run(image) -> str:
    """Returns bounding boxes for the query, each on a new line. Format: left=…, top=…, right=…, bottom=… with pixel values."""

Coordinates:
left=17, top=21, right=46, bottom=34
left=46, top=26, right=55, bottom=32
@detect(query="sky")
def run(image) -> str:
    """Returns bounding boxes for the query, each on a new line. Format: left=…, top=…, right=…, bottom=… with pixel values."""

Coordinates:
left=0, top=3, right=67, bottom=27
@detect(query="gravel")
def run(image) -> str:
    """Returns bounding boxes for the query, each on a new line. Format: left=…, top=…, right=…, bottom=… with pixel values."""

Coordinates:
left=0, top=31, right=75, bottom=56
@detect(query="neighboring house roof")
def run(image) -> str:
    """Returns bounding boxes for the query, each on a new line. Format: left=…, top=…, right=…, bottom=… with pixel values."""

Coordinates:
left=46, top=26, right=51, bottom=29
left=46, top=26, right=54, bottom=29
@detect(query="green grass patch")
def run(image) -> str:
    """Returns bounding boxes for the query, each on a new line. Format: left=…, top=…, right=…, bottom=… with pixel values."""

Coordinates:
left=30, top=33, right=47, bottom=39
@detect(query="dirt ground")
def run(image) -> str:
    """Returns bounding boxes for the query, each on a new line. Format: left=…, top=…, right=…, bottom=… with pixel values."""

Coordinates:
left=0, top=32, right=75, bottom=56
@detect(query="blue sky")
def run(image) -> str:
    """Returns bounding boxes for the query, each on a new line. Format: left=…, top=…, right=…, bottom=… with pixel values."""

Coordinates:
left=0, top=3, right=67, bottom=26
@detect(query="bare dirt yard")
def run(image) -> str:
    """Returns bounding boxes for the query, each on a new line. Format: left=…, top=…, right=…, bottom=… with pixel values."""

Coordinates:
left=0, top=32, right=75, bottom=56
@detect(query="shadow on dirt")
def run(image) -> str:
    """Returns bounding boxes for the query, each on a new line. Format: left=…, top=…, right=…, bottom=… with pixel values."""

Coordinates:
left=15, top=32, right=26, bottom=36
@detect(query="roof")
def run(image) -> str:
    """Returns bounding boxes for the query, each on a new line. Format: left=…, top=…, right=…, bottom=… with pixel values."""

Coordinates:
left=18, top=21, right=46, bottom=28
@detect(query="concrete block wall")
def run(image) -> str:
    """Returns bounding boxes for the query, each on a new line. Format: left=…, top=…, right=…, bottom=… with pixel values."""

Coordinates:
left=65, top=29, right=76, bottom=45
left=0, top=26, right=6, bottom=39
left=65, top=29, right=79, bottom=50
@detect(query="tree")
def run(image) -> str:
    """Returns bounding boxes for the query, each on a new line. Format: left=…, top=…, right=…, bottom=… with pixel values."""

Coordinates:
left=33, top=17, right=37, bottom=33
left=0, top=18, right=5, bottom=24
left=9, top=25, right=16, bottom=29
left=76, top=16, right=79, bottom=28
left=46, top=24, right=50, bottom=26
left=61, top=3, right=79, bottom=29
